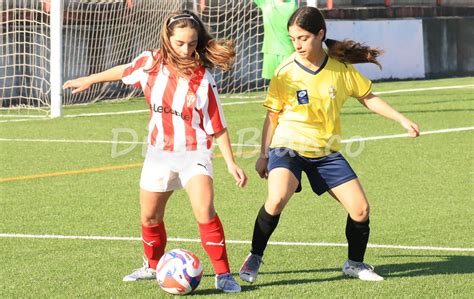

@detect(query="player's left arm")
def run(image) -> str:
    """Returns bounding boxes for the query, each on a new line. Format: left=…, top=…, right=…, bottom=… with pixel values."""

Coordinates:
left=358, top=93, right=420, bottom=137
left=214, top=129, right=248, bottom=188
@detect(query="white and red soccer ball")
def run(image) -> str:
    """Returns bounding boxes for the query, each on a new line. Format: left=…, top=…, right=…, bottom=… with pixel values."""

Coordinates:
left=156, top=249, right=203, bottom=295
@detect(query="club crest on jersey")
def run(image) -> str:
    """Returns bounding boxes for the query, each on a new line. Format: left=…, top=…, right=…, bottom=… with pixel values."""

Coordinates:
left=186, top=90, right=196, bottom=107
left=296, top=89, right=309, bottom=104
left=328, top=85, right=337, bottom=100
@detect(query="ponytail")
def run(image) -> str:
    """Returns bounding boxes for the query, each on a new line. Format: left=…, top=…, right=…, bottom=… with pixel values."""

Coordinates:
left=289, top=7, right=384, bottom=68
left=324, top=38, right=383, bottom=69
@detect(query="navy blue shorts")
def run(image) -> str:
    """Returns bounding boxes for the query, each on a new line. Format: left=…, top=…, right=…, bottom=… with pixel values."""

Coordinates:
left=267, top=148, right=358, bottom=195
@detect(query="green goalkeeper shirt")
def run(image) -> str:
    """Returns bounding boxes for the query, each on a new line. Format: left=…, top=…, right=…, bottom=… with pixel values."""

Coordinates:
left=254, top=0, right=297, bottom=55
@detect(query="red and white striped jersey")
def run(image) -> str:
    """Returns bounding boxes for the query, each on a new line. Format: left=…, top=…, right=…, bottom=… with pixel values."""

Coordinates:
left=122, top=51, right=227, bottom=152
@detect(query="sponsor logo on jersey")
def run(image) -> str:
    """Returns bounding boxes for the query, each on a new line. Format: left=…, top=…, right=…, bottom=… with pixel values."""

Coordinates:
left=150, top=104, right=191, bottom=121
left=296, top=89, right=309, bottom=104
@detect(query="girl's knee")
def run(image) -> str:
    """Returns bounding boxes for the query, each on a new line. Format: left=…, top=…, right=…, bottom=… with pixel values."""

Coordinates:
left=141, top=217, right=162, bottom=226
left=193, top=206, right=216, bottom=223
left=265, top=197, right=287, bottom=215
left=350, top=204, right=370, bottom=222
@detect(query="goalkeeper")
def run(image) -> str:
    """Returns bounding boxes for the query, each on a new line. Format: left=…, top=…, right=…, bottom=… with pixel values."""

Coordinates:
left=64, top=10, right=246, bottom=293
left=254, top=0, right=298, bottom=79
left=239, top=6, right=420, bottom=284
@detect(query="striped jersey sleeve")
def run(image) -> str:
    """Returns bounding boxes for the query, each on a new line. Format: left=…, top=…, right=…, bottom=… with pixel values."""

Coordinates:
left=122, top=51, right=152, bottom=88
left=201, top=73, right=226, bottom=135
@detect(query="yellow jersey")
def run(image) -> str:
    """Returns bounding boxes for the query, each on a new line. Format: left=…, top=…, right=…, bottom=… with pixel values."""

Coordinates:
left=264, top=53, right=372, bottom=158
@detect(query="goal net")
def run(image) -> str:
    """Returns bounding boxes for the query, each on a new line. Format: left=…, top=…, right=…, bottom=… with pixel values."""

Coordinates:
left=0, top=0, right=267, bottom=117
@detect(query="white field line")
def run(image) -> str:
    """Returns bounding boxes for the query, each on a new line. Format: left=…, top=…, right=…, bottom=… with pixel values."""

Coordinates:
left=374, top=84, right=474, bottom=95
left=0, top=101, right=260, bottom=123
left=0, top=233, right=472, bottom=252
left=1, top=84, right=473, bottom=123
left=65, top=109, right=149, bottom=117
left=0, top=137, right=146, bottom=145
left=0, top=117, right=50, bottom=123
left=30, top=100, right=264, bottom=120
left=0, top=114, right=46, bottom=118
left=340, top=126, right=474, bottom=143
left=1, top=126, right=473, bottom=146
left=221, top=100, right=263, bottom=106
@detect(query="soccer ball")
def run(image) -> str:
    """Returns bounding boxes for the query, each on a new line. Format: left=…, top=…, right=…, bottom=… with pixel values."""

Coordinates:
left=156, top=249, right=203, bottom=295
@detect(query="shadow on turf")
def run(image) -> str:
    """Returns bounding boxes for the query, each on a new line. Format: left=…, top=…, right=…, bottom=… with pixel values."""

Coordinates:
left=192, top=255, right=474, bottom=294
left=166, top=255, right=474, bottom=295
left=191, top=268, right=345, bottom=295
left=243, top=271, right=348, bottom=289
left=377, top=255, right=474, bottom=278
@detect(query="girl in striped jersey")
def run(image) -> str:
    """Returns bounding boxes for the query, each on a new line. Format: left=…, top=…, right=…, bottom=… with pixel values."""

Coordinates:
left=63, top=10, right=247, bottom=293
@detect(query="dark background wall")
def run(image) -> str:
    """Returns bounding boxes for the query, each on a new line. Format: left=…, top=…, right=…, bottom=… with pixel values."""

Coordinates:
left=423, top=17, right=474, bottom=78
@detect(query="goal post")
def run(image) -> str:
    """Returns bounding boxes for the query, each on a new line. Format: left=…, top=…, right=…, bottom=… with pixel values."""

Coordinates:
left=50, top=0, right=63, bottom=118
left=0, top=0, right=270, bottom=117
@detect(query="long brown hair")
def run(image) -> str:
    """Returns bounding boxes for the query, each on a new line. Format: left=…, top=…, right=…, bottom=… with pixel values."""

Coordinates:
left=288, top=7, right=383, bottom=68
left=147, top=10, right=235, bottom=78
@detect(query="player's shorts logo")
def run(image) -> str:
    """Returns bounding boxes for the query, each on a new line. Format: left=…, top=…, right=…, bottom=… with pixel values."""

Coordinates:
left=296, top=89, right=309, bottom=104
left=197, top=162, right=207, bottom=170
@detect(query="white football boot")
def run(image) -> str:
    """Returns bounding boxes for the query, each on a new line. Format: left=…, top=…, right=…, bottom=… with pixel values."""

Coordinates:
left=342, top=260, right=384, bottom=281
left=123, top=258, right=156, bottom=282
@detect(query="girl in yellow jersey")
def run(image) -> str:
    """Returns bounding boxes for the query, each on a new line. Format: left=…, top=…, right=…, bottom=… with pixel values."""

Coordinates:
left=239, top=6, right=420, bottom=283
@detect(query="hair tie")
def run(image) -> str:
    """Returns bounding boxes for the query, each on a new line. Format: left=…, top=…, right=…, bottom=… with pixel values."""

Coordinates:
left=324, top=38, right=336, bottom=47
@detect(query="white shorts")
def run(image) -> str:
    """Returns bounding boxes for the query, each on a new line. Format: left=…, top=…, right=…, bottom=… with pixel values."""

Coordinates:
left=140, top=146, right=214, bottom=192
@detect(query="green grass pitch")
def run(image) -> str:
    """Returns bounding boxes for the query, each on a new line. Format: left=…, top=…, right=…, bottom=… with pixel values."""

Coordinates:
left=1, top=77, right=473, bottom=298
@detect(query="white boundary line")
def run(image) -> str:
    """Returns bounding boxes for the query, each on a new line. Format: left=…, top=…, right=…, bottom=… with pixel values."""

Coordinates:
left=1, top=126, right=473, bottom=146
left=1, top=84, right=473, bottom=123
left=1, top=233, right=472, bottom=252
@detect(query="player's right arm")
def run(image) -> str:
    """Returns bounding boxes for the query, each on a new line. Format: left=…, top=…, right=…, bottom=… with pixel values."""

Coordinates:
left=62, top=64, right=127, bottom=94
left=255, top=110, right=279, bottom=179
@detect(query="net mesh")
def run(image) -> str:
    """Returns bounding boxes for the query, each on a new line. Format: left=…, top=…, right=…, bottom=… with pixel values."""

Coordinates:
left=0, top=0, right=267, bottom=115
left=1, top=0, right=51, bottom=113
left=62, top=0, right=183, bottom=106
left=197, top=1, right=266, bottom=96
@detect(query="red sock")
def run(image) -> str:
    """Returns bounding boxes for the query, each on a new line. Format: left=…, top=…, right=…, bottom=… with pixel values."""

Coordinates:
left=198, top=214, right=230, bottom=275
left=142, top=222, right=167, bottom=269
